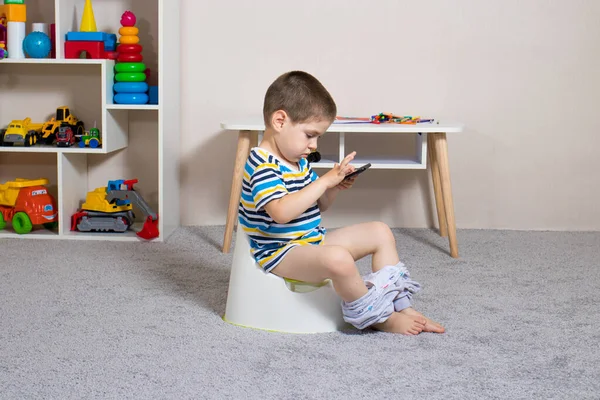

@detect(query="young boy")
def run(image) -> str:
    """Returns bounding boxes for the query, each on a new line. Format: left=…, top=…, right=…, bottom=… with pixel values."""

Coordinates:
left=238, top=71, right=444, bottom=335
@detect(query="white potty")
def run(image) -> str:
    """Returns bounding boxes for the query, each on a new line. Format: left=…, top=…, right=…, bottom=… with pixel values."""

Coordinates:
left=223, top=228, right=348, bottom=333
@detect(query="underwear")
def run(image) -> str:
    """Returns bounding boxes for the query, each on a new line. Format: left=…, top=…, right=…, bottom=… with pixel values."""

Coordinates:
left=341, top=263, right=422, bottom=330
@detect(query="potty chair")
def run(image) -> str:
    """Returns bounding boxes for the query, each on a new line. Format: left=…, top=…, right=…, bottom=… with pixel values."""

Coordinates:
left=223, top=228, right=347, bottom=333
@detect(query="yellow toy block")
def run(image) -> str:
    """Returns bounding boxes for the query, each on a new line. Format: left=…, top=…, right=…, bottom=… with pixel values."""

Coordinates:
left=80, top=0, right=97, bottom=32
left=0, top=4, right=27, bottom=23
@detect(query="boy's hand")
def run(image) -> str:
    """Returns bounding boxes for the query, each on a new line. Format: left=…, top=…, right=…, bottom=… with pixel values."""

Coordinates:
left=321, top=151, right=356, bottom=189
left=337, top=174, right=356, bottom=190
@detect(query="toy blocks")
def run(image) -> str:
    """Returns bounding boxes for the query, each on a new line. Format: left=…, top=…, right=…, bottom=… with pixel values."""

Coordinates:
left=80, top=0, right=96, bottom=32
left=0, top=4, right=26, bottom=22
left=64, top=0, right=117, bottom=60
left=3, top=0, right=25, bottom=4
left=66, top=31, right=116, bottom=51
left=64, top=40, right=116, bottom=60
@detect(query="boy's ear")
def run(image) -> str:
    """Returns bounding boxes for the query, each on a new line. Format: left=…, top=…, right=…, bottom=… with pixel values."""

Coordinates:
left=271, top=110, right=287, bottom=132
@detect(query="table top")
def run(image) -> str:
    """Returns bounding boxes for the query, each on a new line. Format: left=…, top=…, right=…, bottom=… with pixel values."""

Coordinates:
left=221, top=117, right=464, bottom=133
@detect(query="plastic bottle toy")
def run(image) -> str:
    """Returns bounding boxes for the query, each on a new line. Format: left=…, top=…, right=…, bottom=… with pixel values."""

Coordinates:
left=0, top=178, right=58, bottom=234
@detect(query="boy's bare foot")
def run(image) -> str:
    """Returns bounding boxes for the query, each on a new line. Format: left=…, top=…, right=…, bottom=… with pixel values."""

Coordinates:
left=400, top=307, right=445, bottom=333
left=373, top=312, right=426, bottom=335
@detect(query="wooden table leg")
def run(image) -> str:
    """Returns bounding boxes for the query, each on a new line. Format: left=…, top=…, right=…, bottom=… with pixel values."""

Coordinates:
left=427, top=133, right=448, bottom=237
left=431, top=132, right=459, bottom=258
left=223, top=130, right=253, bottom=253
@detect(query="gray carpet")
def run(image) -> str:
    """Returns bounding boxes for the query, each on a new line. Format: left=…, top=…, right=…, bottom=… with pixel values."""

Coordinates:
left=1, top=226, right=598, bottom=399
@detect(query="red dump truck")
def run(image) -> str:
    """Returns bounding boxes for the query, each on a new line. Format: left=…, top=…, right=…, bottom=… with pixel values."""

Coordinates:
left=0, top=178, right=58, bottom=234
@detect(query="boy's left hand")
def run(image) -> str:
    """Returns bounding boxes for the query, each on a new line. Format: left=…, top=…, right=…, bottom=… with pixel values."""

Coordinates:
left=336, top=166, right=356, bottom=190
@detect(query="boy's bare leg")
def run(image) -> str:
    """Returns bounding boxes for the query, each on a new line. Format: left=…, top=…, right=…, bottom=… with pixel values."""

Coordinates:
left=323, top=221, right=445, bottom=333
left=271, top=244, right=427, bottom=335
left=322, top=221, right=399, bottom=272
left=271, top=244, right=367, bottom=302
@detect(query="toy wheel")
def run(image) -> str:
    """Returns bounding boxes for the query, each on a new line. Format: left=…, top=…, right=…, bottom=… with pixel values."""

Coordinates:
left=74, top=122, right=84, bottom=137
left=0, top=213, right=6, bottom=230
left=89, top=138, right=99, bottom=148
left=24, top=132, right=33, bottom=147
left=43, top=221, right=58, bottom=230
left=79, top=140, right=86, bottom=148
left=12, top=212, right=33, bottom=234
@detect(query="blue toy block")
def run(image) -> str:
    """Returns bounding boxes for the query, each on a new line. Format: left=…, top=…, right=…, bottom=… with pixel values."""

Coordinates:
left=65, top=32, right=117, bottom=51
left=148, top=86, right=158, bottom=105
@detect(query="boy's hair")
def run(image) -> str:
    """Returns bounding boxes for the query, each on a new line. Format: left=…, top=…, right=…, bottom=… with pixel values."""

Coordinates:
left=263, top=71, right=337, bottom=127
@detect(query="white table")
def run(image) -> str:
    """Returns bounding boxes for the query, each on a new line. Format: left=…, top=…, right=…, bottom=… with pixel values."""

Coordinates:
left=221, top=118, right=464, bottom=258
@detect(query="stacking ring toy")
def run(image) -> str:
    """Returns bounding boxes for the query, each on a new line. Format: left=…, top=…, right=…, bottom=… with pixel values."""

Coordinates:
left=119, top=27, right=139, bottom=36
left=117, top=44, right=143, bottom=53
left=115, top=72, right=146, bottom=82
left=115, top=62, right=146, bottom=73
left=119, top=36, right=140, bottom=45
left=114, top=93, right=149, bottom=104
left=117, top=53, right=143, bottom=62
left=113, top=82, right=149, bottom=93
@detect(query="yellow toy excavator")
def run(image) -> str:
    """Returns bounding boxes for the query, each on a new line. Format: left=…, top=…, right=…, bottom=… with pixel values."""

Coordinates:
left=70, top=178, right=158, bottom=240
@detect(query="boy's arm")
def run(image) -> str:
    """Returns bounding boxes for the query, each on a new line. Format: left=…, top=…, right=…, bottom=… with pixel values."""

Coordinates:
left=317, top=187, right=340, bottom=212
left=264, top=179, right=329, bottom=224
left=257, top=152, right=355, bottom=224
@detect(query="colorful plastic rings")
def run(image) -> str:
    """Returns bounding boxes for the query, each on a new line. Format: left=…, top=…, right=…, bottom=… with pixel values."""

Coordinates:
left=115, top=72, right=146, bottom=82
left=119, top=27, right=139, bottom=36
left=114, top=93, right=149, bottom=104
left=117, top=53, right=143, bottom=62
left=119, top=36, right=140, bottom=45
left=117, top=44, right=142, bottom=53
left=113, top=82, right=149, bottom=93
left=115, top=62, right=146, bottom=73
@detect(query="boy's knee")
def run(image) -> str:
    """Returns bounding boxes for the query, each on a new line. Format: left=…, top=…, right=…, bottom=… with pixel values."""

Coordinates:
left=371, top=221, right=395, bottom=244
left=321, top=246, right=355, bottom=278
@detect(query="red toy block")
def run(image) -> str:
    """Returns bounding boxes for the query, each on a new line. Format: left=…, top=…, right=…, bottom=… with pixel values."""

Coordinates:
left=50, top=23, right=56, bottom=58
left=65, top=40, right=107, bottom=59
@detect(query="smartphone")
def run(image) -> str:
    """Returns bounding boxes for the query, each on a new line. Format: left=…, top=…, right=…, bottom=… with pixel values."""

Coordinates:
left=344, top=163, right=371, bottom=180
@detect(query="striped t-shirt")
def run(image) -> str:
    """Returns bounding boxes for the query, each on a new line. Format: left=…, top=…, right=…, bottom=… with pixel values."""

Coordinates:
left=238, top=147, right=326, bottom=272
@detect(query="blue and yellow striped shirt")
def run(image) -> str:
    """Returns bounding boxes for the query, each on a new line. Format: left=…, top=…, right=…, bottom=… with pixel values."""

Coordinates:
left=238, top=148, right=326, bottom=272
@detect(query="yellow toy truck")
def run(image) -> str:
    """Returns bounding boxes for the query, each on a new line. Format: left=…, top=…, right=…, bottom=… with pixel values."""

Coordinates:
left=0, top=178, right=58, bottom=234
left=0, top=118, right=44, bottom=146
left=40, top=106, right=85, bottom=145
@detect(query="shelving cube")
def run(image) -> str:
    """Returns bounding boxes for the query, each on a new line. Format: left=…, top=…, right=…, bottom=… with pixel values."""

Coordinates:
left=0, top=0, right=180, bottom=242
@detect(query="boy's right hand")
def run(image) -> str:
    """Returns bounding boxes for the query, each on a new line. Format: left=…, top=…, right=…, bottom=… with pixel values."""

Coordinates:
left=321, top=151, right=356, bottom=189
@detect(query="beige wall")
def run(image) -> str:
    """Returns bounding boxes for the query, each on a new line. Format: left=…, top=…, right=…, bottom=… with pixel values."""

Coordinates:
left=180, top=0, right=600, bottom=231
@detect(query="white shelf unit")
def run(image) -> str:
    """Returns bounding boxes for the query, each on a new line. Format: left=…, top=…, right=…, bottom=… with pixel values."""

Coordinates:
left=0, top=0, right=180, bottom=242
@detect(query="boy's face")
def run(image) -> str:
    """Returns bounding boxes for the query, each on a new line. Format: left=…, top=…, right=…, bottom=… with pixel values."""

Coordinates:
left=271, top=111, right=331, bottom=163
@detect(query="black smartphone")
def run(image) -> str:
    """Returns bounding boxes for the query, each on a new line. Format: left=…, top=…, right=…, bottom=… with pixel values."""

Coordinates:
left=344, top=163, right=371, bottom=180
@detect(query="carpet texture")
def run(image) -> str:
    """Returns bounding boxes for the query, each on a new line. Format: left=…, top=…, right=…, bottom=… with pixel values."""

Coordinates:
left=1, top=226, right=598, bottom=399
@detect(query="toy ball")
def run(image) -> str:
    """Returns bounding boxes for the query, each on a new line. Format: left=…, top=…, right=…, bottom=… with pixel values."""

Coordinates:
left=121, top=11, right=137, bottom=27
left=23, top=31, right=51, bottom=58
